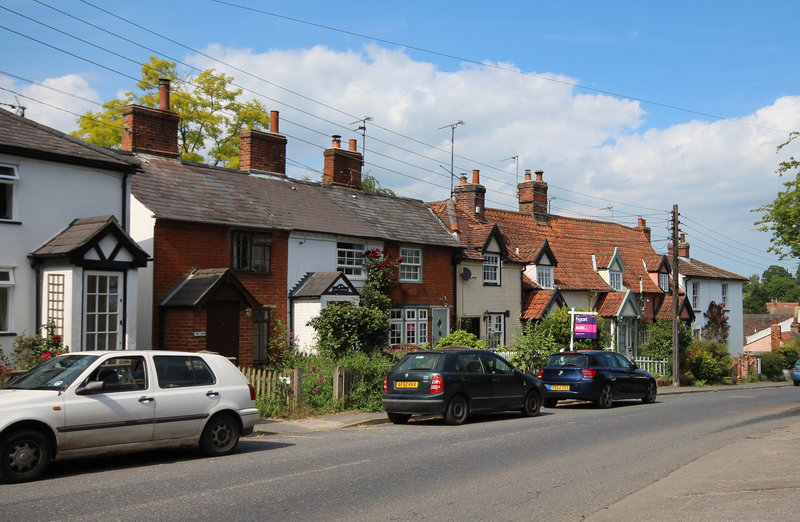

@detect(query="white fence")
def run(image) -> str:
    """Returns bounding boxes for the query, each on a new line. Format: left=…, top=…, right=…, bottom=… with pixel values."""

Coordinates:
left=633, top=357, right=670, bottom=377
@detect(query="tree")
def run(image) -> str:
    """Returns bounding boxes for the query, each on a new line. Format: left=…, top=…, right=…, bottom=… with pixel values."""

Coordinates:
left=754, top=131, right=800, bottom=260
left=639, top=319, right=692, bottom=360
left=361, top=172, right=396, bottom=196
left=71, top=56, right=270, bottom=168
left=702, top=301, right=730, bottom=342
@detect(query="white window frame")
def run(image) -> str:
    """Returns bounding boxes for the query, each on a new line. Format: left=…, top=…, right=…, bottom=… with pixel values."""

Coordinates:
left=0, top=268, right=14, bottom=333
left=0, top=165, right=19, bottom=221
left=486, top=313, right=505, bottom=349
left=658, top=272, right=669, bottom=292
left=336, top=242, right=364, bottom=278
left=390, top=307, right=428, bottom=345
left=609, top=271, right=623, bottom=291
left=691, top=282, right=699, bottom=309
left=721, top=283, right=728, bottom=307
left=483, top=254, right=500, bottom=285
left=46, top=273, right=65, bottom=336
left=84, top=271, right=123, bottom=350
left=537, top=265, right=554, bottom=289
left=399, top=247, right=422, bottom=283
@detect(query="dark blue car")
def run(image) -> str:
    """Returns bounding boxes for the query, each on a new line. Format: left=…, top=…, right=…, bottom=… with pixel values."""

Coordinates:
left=793, top=358, right=800, bottom=386
left=537, top=350, right=657, bottom=408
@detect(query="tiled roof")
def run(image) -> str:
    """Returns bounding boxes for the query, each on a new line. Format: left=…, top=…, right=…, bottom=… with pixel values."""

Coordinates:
left=31, top=215, right=119, bottom=256
left=131, top=156, right=460, bottom=247
left=522, top=289, right=564, bottom=320
left=595, top=292, right=628, bottom=317
left=0, top=108, right=138, bottom=172
left=160, top=268, right=258, bottom=308
left=485, top=208, right=665, bottom=294
left=678, top=257, right=747, bottom=281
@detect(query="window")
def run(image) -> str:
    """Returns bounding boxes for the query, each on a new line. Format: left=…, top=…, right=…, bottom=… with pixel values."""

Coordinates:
left=721, top=283, right=728, bottom=307
left=233, top=232, right=271, bottom=272
left=399, top=247, right=422, bottom=283
left=609, top=271, right=622, bottom=291
left=0, top=268, right=13, bottom=332
left=253, top=308, right=270, bottom=363
left=390, top=307, right=428, bottom=345
left=537, top=265, right=554, bottom=289
left=486, top=313, right=504, bottom=349
left=85, top=273, right=121, bottom=350
left=480, top=352, right=512, bottom=374
left=483, top=254, right=500, bottom=285
left=154, top=355, right=216, bottom=388
left=691, top=282, right=699, bottom=309
left=337, top=242, right=364, bottom=277
left=87, top=356, right=147, bottom=392
left=658, top=272, right=670, bottom=292
left=46, top=273, right=65, bottom=336
left=0, top=165, right=18, bottom=221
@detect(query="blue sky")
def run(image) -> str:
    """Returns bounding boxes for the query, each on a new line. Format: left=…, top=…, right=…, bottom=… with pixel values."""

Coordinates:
left=2, top=0, right=800, bottom=277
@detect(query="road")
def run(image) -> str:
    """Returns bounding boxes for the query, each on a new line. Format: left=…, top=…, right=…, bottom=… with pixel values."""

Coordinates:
left=1, top=387, right=799, bottom=521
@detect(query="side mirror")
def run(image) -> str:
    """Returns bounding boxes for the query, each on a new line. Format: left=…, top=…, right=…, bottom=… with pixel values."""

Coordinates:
left=76, top=380, right=104, bottom=395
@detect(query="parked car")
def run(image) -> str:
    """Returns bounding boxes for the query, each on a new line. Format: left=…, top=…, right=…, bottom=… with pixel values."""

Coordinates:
left=0, top=350, right=258, bottom=483
left=382, top=349, right=545, bottom=425
left=537, top=350, right=657, bottom=408
left=793, top=358, right=800, bottom=386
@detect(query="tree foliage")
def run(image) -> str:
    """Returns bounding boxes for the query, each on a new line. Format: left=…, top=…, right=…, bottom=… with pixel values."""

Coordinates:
left=361, top=172, right=396, bottom=196
left=742, top=265, right=800, bottom=314
left=702, top=301, right=730, bottom=342
left=639, top=319, right=692, bottom=360
left=71, top=56, right=270, bottom=168
left=436, top=329, right=485, bottom=349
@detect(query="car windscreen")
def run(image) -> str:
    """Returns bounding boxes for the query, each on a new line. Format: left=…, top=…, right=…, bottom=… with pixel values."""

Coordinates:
left=545, top=353, right=589, bottom=368
left=4, top=354, right=99, bottom=391
left=394, top=353, right=443, bottom=372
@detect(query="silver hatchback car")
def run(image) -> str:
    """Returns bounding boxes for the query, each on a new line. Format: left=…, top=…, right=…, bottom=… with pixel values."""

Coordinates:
left=0, top=350, right=259, bottom=483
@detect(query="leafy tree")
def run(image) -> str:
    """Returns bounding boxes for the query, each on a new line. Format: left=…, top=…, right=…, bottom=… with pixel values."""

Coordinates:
left=702, top=301, right=730, bottom=342
left=761, top=264, right=793, bottom=284
left=639, top=319, right=692, bottom=360
left=742, top=274, right=769, bottom=314
left=361, top=172, right=396, bottom=195
left=71, top=56, right=270, bottom=168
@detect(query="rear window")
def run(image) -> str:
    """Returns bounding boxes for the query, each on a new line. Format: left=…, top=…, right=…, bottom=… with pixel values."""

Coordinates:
left=154, top=355, right=216, bottom=388
left=395, top=353, right=443, bottom=372
left=546, top=353, right=589, bottom=367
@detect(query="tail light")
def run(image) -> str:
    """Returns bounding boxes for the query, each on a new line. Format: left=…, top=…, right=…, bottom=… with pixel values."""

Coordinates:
left=383, top=376, right=388, bottom=394
left=537, top=369, right=543, bottom=379
left=248, top=384, right=256, bottom=401
left=429, top=375, right=444, bottom=394
left=581, top=368, right=596, bottom=379
left=794, top=366, right=798, bottom=372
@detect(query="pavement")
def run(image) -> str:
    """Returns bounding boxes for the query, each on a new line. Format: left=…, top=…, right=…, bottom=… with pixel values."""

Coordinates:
left=251, top=381, right=800, bottom=520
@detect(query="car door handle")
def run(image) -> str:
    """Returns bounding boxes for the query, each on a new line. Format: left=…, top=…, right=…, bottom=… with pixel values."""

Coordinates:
left=206, top=391, right=220, bottom=397
left=139, top=396, right=154, bottom=403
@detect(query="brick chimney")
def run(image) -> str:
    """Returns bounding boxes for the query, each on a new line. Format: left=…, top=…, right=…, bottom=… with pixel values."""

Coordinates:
left=239, top=110, right=286, bottom=174
left=668, top=233, right=691, bottom=258
left=453, top=169, right=486, bottom=222
left=771, top=318, right=782, bottom=349
left=121, top=78, right=179, bottom=157
left=636, top=217, right=652, bottom=242
left=323, top=135, right=362, bottom=189
left=518, top=169, right=548, bottom=215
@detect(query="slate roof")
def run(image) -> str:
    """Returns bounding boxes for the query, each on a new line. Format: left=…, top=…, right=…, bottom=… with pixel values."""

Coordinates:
left=160, top=268, right=258, bottom=308
left=678, top=257, right=747, bottom=281
left=131, top=156, right=460, bottom=247
left=290, top=271, right=358, bottom=298
left=0, top=108, right=139, bottom=172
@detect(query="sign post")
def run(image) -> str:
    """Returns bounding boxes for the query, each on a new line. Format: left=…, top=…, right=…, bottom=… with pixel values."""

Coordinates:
left=569, top=308, right=598, bottom=351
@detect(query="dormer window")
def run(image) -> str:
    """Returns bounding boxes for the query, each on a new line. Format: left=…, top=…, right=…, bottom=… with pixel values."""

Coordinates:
left=609, top=270, right=622, bottom=291
left=537, top=265, right=554, bottom=289
left=658, top=272, right=669, bottom=292
left=483, top=254, right=500, bottom=285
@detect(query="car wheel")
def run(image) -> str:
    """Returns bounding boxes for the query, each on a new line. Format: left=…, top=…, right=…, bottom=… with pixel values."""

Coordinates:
left=544, top=398, right=558, bottom=408
left=521, top=390, right=541, bottom=417
left=595, top=384, right=614, bottom=409
left=642, top=381, right=657, bottom=404
left=444, top=395, right=468, bottom=425
left=0, top=429, right=52, bottom=483
left=387, top=412, right=411, bottom=424
left=200, top=413, right=240, bottom=457
left=794, top=380, right=800, bottom=387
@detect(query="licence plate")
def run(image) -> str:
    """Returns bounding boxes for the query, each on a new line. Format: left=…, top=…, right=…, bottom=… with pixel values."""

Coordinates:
left=551, top=385, right=570, bottom=391
left=395, top=381, right=418, bottom=389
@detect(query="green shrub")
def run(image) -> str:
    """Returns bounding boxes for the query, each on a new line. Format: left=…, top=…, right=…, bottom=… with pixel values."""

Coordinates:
left=11, top=321, right=69, bottom=370
left=760, top=351, right=785, bottom=380
left=686, top=340, right=732, bottom=384
left=436, top=330, right=485, bottom=349
left=776, top=339, right=800, bottom=369
left=339, top=352, right=395, bottom=411
left=688, top=352, right=723, bottom=384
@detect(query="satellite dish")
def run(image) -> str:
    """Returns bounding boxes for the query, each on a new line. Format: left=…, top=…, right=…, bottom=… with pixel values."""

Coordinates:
left=461, top=267, right=472, bottom=281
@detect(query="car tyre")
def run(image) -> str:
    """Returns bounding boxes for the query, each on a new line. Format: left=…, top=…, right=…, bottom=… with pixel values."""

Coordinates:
left=521, top=390, right=541, bottom=417
left=595, top=384, right=614, bottom=409
left=200, top=413, right=240, bottom=457
left=544, top=398, right=558, bottom=408
left=387, top=412, right=411, bottom=424
left=0, top=429, right=52, bottom=483
left=642, top=381, right=657, bottom=404
left=794, top=380, right=800, bottom=387
left=444, top=395, right=468, bottom=425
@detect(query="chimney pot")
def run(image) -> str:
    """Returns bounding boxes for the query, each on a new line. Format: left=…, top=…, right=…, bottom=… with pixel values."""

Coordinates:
left=331, top=135, right=342, bottom=148
left=680, top=233, right=685, bottom=241
left=524, top=169, right=532, bottom=181
left=472, top=169, right=480, bottom=184
left=270, top=110, right=279, bottom=133
left=459, top=174, right=467, bottom=185
left=349, top=138, right=358, bottom=152
left=158, top=78, right=170, bottom=111
left=535, top=169, right=544, bottom=181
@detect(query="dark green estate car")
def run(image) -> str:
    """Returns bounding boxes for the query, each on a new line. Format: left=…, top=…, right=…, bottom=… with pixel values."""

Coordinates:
left=382, top=349, right=545, bottom=425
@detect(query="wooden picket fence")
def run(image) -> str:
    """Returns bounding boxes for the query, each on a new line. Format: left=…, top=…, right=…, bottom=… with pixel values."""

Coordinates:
left=238, top=366, right=353, bottom=407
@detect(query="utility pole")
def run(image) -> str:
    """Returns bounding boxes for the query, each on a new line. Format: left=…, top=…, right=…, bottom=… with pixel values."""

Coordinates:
left=440, top=120, right=464, bottom=197
left=672, top=204, right=680, bottom=387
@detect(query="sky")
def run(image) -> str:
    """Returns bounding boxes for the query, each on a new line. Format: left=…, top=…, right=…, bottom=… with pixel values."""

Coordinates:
left=2, top=0, right=800, bottom=279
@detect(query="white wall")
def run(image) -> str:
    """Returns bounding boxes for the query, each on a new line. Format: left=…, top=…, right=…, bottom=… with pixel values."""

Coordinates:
left=292, top=295, right=359, bottom=354
left=286, top=232, right=382, bottom=292
left=129, top=196, right=155, bottom=349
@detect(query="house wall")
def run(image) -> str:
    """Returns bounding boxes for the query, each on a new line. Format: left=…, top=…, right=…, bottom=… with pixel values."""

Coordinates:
left=455, top=259, right=523, bottom=346
left=130, top=196, right=155, bottom=349
left=286, top=232, right=382, bottom=291
left=0, top=154, right=127, bottom=357
left=683, top=276, right=744, bottom=355
left=292, top=300, right=321, bottom=354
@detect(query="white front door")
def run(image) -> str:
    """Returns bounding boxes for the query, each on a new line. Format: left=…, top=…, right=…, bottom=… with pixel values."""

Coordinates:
left=84, top=272, right=123, bottom=350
